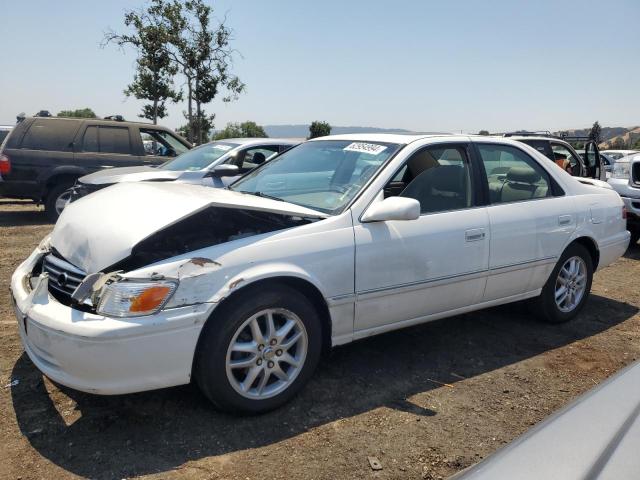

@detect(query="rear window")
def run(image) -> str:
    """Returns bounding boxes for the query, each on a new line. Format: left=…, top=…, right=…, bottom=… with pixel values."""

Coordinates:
left=20, top=119, right=79, bottom=151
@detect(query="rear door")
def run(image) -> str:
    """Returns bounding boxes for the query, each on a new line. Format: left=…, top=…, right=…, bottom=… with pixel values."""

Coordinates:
left=475, top=141, right=576, bottom=301
left=74, top=124, right=142, bottom=172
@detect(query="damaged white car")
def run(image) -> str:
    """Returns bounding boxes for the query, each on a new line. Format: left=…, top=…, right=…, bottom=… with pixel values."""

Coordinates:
left=11, top=134, right=630, bottom=413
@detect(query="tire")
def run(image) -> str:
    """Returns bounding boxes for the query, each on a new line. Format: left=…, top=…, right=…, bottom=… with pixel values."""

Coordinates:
left=44, top=182, right=75, bottom=222
left=194, top=284, right=322, bottom=414
left=535, top=243, right=593, bottom=324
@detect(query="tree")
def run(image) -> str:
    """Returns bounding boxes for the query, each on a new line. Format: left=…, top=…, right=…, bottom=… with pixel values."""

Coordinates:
left=309, top=121, right=331, bottom=139
left=478, top=130, right=490, bottom=136
left=214, top=121, right=268, bottom=140
left=57, top=108, right=97, bottom=118
left=104, top=0, right=182, bottom=124
left=589, top=121, right=602, bottom=144
left=161, top=0, right=245, bottom=144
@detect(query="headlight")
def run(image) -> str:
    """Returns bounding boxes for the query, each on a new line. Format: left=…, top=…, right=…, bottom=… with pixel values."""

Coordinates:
left=611, top=162, right=630, bottom=179
left=97, top=280, right=177, bottom=317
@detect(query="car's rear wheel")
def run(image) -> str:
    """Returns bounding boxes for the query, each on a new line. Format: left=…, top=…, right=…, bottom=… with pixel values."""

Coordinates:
left=44, top=182, right=74, bottom=221
left=536, top=243, right=593, bottom=323
left=194, top=284, right=322, bottom=413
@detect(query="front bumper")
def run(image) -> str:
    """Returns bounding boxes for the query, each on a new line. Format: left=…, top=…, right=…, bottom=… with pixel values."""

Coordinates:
left=10, top=249, right=212, bottom=395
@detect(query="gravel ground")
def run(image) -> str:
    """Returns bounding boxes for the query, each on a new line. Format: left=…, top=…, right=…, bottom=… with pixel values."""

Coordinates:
left=1, top=200, right=638, bottom=480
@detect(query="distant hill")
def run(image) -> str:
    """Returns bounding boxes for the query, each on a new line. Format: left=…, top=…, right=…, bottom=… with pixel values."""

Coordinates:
left=556, top=126, right=633, bottom=144
left=263, top=124, right=414, bottom=138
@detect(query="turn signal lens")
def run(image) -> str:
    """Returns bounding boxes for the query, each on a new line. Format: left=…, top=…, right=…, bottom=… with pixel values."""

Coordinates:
left=97, top=281, right=177, bottom=317
left=130, top=286, right=171, bottom=312
left=622, top=206, right=627, bottom=220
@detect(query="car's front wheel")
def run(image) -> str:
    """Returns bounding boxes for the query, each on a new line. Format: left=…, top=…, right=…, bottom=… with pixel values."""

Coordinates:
left=194, top=284, right=322, bottom=413
left=536, top=243, right=593, bottom=323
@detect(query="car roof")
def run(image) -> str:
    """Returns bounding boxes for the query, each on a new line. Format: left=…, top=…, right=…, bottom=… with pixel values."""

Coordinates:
left=505, top=135, right=565, bottom=142
left=308, top=133, right=460, bottom=144
left=25, top=116, right=175, bottom=129
left=209, top=137, right=302, bottom=145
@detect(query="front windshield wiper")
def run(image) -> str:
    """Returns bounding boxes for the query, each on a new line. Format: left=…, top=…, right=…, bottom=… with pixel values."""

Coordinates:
left=239, top=190, right=285, bottom=202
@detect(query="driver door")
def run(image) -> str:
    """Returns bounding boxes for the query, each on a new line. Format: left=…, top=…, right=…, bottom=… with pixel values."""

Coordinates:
left=353, top=143, right=489, bottom=334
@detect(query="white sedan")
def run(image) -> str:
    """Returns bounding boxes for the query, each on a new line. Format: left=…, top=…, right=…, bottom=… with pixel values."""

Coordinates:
left=11, top=134, right=630, bottom=413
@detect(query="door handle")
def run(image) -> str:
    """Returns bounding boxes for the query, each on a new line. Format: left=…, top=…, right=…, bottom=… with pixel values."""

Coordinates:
left=558, top=215, right=572, bottom=226
left=465, top=228, right=486, bottom=242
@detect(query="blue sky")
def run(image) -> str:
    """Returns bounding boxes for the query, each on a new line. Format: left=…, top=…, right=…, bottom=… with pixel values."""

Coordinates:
left=2, top=0, right=639, bottom=132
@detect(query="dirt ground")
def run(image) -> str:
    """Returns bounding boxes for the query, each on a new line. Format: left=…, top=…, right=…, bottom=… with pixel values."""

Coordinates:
left=0, top=199, right=639, bottom=480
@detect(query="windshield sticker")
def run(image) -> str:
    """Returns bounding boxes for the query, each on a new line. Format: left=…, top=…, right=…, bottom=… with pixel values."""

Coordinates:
left=343, top=142, right=387, bottom=155
left=213, top=144, right=233, bottom=151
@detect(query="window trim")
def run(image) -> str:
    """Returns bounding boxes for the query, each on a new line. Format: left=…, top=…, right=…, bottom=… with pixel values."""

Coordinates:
left=472, top=142, right=565, bottom=207
left=378, top=141, right=481, bottom=217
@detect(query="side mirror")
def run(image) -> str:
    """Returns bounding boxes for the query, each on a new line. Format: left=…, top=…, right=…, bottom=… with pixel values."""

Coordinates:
left=361, top=197, right=420, bottom=223
left=209, top=164, right=240, bottom=178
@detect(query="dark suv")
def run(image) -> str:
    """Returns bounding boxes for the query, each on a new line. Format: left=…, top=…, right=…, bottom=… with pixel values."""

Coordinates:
left=0, top=116, right=191, bottom=219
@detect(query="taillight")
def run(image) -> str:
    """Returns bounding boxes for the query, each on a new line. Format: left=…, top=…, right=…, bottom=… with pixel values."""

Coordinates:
left=622, top=206, right=627, bottom=220
left=0, top=154, right=10, bottom=175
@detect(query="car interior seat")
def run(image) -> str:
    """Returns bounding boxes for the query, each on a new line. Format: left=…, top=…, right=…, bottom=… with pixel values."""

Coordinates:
left=499, top=166, right=548, bottom=202
left=400, top=165, right=467, bottom=213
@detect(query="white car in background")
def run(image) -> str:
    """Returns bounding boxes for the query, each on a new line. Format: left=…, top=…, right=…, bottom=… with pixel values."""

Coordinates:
left=68, top=138, right=300, bottom=203
left=608, top=152, right=640, bottom=245
left=11, top=134, right=629, bottom=413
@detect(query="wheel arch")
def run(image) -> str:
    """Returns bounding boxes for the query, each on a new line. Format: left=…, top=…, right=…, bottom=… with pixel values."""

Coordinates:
left=571, top=236, right=600, bottom=270
left=190, top=273, right=334, bottom=377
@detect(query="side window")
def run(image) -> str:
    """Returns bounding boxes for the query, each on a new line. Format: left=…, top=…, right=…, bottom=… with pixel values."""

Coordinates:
left=477, top=144, right=552, bottom=204
left=21, top=119, right=78, bottom=151
left=99, top=127, right=131, bottom=155
left=82, top=126, right=99, bottom=152
left=550, top=143, right=581, bottom=176
left=240, top=146, right=280, bottom=171
left=386, top=145, right=472, bottom=214
left=140, top=128, right=188, bottom=157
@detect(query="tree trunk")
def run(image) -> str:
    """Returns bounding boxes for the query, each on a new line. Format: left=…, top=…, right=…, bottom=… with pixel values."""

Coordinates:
left=187, top=78, right=193, bottom=143
left=195, top=78, right=202, bottom=145
left=153, top=98, right=158, bottom=125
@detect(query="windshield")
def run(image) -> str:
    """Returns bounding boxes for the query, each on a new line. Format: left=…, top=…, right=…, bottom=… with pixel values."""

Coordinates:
left=160, top=142, right=239, bottom=171
left=230, top=140, right=402, bottom=214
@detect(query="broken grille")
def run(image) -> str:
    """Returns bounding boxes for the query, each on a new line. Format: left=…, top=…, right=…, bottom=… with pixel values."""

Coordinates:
left=42, top=254, right=86, bottom=303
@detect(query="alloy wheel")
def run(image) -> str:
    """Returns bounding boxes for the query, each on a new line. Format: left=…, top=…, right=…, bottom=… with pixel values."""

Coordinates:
left=225, top=308, right=308, bottom=400
left=555, top=256, right=587, bottom=313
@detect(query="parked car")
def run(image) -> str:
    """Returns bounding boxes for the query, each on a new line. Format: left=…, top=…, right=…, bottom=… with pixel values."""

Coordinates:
left=600, top=149, right=639, bottom=161
left=452, top=360, right=640, bottom=480
left=503, top=132, right=605, bottom=180
left=11, top=134, right=629, bottom=413
left=68, top=138, right=300, bottom=205
left=0, top=125, right=12, bottom=145
left=608, top=152, right=640, bottom=245
left=0, top=116, right=191, bottom=219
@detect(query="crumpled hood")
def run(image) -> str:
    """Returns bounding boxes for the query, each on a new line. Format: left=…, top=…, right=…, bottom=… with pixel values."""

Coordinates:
left=51, top=182, right=326, bottom=273
left=79, top=166, right=182, bottom=185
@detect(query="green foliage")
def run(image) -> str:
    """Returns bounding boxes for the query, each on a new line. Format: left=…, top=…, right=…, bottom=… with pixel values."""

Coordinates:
left=589, top=121, right=602, bottom=144
left=309, top=121, right=332, bottom=139
left=214, top=121, right=268, bottom=140
left=56, top=108, right=97, bottom=118
left=611, top=137, right=626, bottom=149
left=162, top=0, right=245, bottom=144
left=478, top=130, right=490, bottom=136
left=105, top=0, right=244, bottom=136
left=104, top=0, right=182, bottom=124
left=633, top=138, right=640, bottom=150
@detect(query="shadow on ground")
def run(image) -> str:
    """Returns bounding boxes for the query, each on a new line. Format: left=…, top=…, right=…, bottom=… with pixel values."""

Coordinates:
left=10, top=294, right=638, bottom=479
left=0, top=201, right=51, bottom=227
